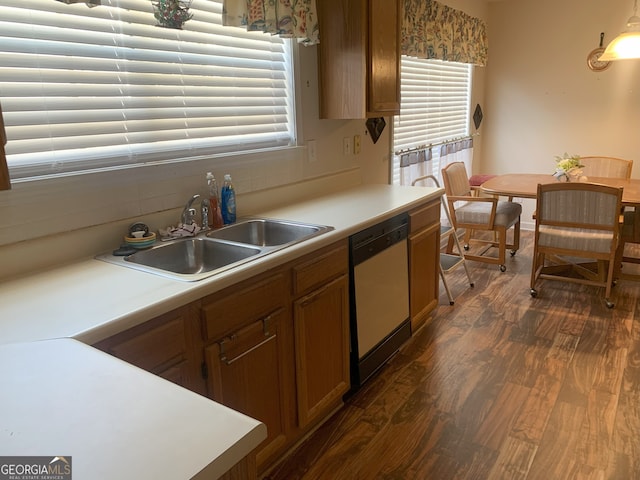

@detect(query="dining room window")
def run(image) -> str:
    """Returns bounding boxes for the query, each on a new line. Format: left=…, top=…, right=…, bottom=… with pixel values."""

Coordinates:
left=0, top=0, right=295, bottom=181
left=392, top=56, right=472, bottom=185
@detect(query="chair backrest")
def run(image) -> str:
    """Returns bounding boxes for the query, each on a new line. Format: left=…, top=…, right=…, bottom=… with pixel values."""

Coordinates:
left=579, top=156, right=633, bottom=179
left=536, top=183, right=622, bottom=259
left=441, top=162, right=472, bottom=197
left=536, top=182, right=622, bottom=233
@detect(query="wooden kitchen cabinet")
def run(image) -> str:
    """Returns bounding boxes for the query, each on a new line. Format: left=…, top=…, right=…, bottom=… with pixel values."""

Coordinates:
left=317, top=0, right=400, bottom=119
left=200, top=270, right=294, bottom=472
left=204, top=309, right=288, bottom=469
left=201, top=243, right=350, bottom=474
left=292, top=242, right=350, bottom=428
left=409, top=199, right=441, bottom=332
left=93, top=305, right=204, bottom=394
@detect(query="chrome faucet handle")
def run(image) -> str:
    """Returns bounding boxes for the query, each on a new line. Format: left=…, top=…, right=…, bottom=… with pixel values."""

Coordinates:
left=180, top=194, right=201, bottom=225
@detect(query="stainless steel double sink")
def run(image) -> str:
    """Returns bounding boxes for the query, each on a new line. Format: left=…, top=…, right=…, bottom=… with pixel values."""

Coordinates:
left=97, top=218, right=333, bottom=281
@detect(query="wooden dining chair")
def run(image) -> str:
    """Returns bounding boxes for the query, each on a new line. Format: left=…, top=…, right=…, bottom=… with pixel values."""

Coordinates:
left=616, top=207, right=640, bottom=281
left=530, top=182, right=623, bottom=308
left=580, top=156, right=634, bottom=274
left=579, top=156, right=633, bottom=179
left=441, top=162, right=522, bottom=272
left=411, top=174, right=474, bottom=305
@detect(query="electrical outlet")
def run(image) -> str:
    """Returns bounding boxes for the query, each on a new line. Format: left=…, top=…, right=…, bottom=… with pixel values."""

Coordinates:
left=343, top=137, right=351, bottom=156
left=307, top=139, right=317, bottom=162
left=354, top=135, right=361, bottom=155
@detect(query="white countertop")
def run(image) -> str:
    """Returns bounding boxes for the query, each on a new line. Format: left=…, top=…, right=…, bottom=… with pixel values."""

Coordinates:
left=0, top=338, right=266, bottom=480
left=0, top=184, right=441, bottom=346
left=0, top=184, right=441, bottom=479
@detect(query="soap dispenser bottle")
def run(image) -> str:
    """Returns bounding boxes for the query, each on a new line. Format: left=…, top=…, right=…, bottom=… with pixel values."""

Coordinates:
left=220, top=174, right=236, bottom=225
left=206, top=172, right=224, bottom=229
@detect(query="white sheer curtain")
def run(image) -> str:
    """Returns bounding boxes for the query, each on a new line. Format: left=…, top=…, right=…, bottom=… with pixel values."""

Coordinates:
left=398, top=147, right=434, bottom=186
left=399, top=138, right=473, bottom=187
left=439, top=138, right=474, bottom=178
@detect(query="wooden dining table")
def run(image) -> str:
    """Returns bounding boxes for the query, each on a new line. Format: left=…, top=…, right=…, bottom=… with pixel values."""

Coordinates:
left=481, top=173, right=640, bottom=206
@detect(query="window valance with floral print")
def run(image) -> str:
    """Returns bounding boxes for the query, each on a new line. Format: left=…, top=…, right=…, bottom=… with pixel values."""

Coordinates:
left=222, top=0, right=319, bottom=45
left=402, top=0, right=488, bottom=66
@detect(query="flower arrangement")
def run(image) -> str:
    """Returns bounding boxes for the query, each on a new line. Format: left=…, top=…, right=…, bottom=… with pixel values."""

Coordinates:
left=553, top=153, right=585, bottom=181
left=555, top=153, right=584, bottom=173
left=153, top=0, right=193, bottom=29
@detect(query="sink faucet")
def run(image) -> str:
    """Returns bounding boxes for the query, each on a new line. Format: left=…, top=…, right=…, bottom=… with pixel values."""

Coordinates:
left=180, top=194, right=200, bottom=225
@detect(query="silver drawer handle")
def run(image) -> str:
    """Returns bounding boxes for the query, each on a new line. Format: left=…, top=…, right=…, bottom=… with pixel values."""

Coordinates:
left=222, top=334, right=276, bottom=365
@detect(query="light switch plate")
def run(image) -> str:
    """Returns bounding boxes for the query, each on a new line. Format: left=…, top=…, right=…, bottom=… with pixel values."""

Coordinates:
left=354, top=135, right=361, bottom=154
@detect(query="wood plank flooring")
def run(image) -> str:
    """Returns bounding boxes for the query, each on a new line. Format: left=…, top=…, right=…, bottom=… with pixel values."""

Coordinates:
left=267, top=231, right=640, bottom=480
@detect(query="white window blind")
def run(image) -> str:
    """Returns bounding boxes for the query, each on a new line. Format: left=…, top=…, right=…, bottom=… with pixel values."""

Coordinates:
left=0, top=0, right=294, bottom=180
left=392, top=56, right=471, bottom=184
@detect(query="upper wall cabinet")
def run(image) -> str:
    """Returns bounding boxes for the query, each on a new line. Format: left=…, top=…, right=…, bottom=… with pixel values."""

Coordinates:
left=317, top=0, right=401, bottom=119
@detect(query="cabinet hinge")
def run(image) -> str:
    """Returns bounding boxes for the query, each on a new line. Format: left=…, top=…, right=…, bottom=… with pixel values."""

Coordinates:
left=201, top=361, right=208, bottom=380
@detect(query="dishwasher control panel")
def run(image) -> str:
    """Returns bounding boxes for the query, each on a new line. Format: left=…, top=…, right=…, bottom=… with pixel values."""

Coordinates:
left=349, top=213, right=409, bottom=266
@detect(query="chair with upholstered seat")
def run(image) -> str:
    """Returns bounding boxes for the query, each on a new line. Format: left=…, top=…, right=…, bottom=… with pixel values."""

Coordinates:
left=616, top=207, right=640, bottom=281
left=411, top=174, right=474, bottom=305
left=579, top=156, right=635, bottom=281
left=441, top=162, right=522, bottom=272
left=579, top=156, right=633, bottom=179
left=530, top=182, right=623, bottom=308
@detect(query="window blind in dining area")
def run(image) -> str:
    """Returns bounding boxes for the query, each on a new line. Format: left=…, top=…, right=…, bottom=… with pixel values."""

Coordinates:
left=0, top=0, right=294, bottom=180
left=392, top=56, right=471, bottom=184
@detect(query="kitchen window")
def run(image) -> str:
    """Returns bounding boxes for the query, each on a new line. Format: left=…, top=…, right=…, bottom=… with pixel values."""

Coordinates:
left=392, top=57, right=472, bottom=185
left=0, top=0, right=295, bottom=181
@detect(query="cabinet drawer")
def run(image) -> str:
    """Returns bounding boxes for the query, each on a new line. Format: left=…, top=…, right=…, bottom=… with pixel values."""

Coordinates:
left=292, top=243, right=348, bottom=296
left=94, top=309, right=187, bottom=373
left=202, top=272, right=287, bottom=342
left=410, top=200, right=440, bottom=233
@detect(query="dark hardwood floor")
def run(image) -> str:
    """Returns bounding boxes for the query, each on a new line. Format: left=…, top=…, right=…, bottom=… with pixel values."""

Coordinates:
left=267, top=231, right=640, bottom=480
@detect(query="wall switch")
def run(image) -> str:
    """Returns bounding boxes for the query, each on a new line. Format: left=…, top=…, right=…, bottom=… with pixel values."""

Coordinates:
left=353, top=134, right=361, bottom=155
left=343, top=137, right=351, bottom=156
left=307, top=139, right=317, bottom=162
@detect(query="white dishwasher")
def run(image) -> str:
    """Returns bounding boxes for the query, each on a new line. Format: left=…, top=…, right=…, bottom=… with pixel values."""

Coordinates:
left=349, top=213, right=410, bottom=388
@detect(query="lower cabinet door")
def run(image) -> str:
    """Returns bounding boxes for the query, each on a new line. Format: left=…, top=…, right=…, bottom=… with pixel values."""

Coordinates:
left=409, top=222, right=440, bottom=332
left=205, top=309, right=287, bottom=469
left=293, top=274, right=350, bottom=428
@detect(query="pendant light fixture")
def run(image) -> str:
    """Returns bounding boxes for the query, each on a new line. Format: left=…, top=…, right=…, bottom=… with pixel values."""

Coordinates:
left=599, top=0, right=640, bottom=61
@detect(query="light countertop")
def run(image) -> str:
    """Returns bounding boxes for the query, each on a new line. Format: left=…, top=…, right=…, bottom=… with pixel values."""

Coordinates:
left=0, top=338, right=266, bottom=480
left=0, top=184, right=441, bottom=346
left=0, top=184, right=441, bottom=479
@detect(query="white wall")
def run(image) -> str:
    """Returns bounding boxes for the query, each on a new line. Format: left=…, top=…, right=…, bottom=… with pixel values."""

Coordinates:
left=483, top=0, right=640, bottom=227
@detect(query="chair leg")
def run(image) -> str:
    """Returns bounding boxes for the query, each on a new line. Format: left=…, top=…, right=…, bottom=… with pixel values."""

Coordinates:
left=497, top=226, right=507, bottom=271
left=614, top=238, right=626, bottom=280
left=439, top=266, right=454, bottom=305
left=446, top=233, right=456, bottom=254
left=605, top=255, right=616, bottom=308
left=463, top=229, right=472, bottom=250
left=511, top=219, right=521, bottom=253
left=530, top=251, right=542, bottom=296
